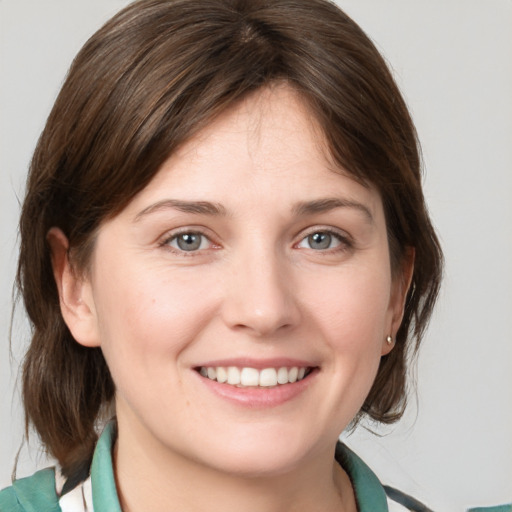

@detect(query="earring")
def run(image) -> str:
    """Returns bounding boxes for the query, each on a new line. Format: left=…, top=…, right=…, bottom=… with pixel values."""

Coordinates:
left=386, top=335, right=393, bottom=345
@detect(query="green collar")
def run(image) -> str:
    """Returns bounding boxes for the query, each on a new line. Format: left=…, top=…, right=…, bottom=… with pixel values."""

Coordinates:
left=90, top=423, right=388, bottom=511
left=90, top=422, right=122, bottom=511
left=10, top=467, right=61, bottom=512
left=335, top=442, right=388, bottom=511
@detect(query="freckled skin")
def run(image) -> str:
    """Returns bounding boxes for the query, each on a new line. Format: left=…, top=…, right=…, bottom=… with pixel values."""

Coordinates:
left=58, top=85, right=408, bottom=512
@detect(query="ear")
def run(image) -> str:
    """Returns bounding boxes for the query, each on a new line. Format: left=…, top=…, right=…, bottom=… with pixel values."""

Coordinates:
left=381, top=247, right=415, bottom=355
left=47, top=227, right=101, bottom=347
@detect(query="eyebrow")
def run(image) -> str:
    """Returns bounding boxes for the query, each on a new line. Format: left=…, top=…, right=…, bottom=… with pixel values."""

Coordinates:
left=134, top=197, right=373, bottom=223
left=292, top=198, right=374, bottom=223
left=134, top=199, right=228, bottom=221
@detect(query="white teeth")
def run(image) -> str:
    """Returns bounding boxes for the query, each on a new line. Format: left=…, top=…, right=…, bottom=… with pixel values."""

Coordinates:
left=259, top=368, right=277, bottom=387
left=216, top=366, right=228, bottom=383
left=240, top=367, right=259, bottom=386
left=199, top=365, right=310, bottom=387
left=227, top=366, right=241, bottom=385
left=277, top=367, right=289, bottom=384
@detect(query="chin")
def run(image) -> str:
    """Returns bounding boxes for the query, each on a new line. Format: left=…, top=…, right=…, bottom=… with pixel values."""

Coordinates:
left=188, top=427, right=324, bottom=478
left=204, top=448, right=306, bottom=478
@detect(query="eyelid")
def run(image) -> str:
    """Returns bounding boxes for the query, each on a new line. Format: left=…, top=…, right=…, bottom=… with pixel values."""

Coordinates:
left=294, top=226, right=354, bottom=251
left=159, top=227, right=220, bottom=254
left=157, top=225, right=353, bottom=255
left=296, top=225, right=353, bottom=242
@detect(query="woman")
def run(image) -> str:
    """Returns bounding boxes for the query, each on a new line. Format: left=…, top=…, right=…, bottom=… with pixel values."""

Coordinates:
left=0, top=0, right=450, bottom=510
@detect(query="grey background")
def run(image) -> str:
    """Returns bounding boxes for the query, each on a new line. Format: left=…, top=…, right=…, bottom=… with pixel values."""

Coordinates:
left=1, top=1, right=511, bottom=510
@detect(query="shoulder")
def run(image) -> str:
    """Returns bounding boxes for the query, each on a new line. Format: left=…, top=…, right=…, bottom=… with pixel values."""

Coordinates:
left=0, top=486, right=20, bottom=512
left=336, top=443, right=433, bottom=512
left=0, top=468, right=61, bottom=512
left=335, top=442, right=512, bottom=512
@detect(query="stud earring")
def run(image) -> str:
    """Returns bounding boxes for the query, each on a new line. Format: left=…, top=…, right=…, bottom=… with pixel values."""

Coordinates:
left=386, top=335, right=393, bottom=345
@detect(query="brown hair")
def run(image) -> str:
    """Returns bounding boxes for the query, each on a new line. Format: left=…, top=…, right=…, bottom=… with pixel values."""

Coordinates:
left=17, top=0, right=442, bottom=477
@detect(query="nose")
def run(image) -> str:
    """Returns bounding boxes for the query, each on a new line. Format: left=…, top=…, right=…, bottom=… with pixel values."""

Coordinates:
left=221, top=247, right=300, bottom=337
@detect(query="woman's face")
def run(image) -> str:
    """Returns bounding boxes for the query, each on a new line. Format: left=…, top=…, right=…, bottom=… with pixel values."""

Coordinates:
left=63, top=85, right=408, bottom=476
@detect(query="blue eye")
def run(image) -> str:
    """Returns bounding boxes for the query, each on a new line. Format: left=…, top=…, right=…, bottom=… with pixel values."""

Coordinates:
left=167, top=232, right=209, bottom=252
left=297, top=231, right=344, bottom=251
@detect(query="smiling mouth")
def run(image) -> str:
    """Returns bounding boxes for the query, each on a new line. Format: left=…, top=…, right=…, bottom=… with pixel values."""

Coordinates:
left=196, top=366, right=313, bottom=388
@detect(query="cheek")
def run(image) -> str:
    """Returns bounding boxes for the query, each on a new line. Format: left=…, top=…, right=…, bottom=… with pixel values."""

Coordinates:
left=291, top=265, right=392, bottom=433
left=304, top=263, right=392, bottom=345
left=91, top=258, right=221, bottom=373
left=303, top=264, right=391, bottom=396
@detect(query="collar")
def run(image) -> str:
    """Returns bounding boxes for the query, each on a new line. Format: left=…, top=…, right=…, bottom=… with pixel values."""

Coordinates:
left=89, top=423, right=388, bottom=512
left=90, top=422, right=122, bottom=511
left=335, top=442, right=389, bottom=511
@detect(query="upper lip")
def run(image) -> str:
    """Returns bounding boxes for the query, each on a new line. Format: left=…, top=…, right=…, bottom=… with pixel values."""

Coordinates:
left=195, top=357, right=317, bottom=370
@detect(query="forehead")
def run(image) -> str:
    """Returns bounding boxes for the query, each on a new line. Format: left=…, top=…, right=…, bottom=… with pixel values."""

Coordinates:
left=179, top=85, right=331, bottom=173
left=122, top=84, right=383, bottom=221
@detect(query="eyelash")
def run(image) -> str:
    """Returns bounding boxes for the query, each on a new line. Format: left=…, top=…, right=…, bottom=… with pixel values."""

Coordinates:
left=159, top=227, right=353, bottom=256
left=160, top=229, right=216, bottom=255
left=295, top=228, right=353, bottom=254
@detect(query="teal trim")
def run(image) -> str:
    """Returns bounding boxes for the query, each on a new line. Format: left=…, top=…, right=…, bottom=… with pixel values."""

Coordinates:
left=0, top=468, right=60, bottom=512
left=90, top=422, right=122, bottom=512
left=88, top=426, right=391, bottom=512
left=335, top=443, right=388, bottom=512
left=468, top=506, right=512, bottom=512
left=2, top=427, right=509, bottom=512
left=0, top=485, right=22, bottom=512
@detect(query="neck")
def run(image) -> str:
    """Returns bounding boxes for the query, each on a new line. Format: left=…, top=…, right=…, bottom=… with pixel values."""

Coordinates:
left=113, top=418, right=356, bottom=512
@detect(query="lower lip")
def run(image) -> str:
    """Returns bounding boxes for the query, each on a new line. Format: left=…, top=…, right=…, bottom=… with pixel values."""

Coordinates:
left=195, top=370, right=317, bottom=408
